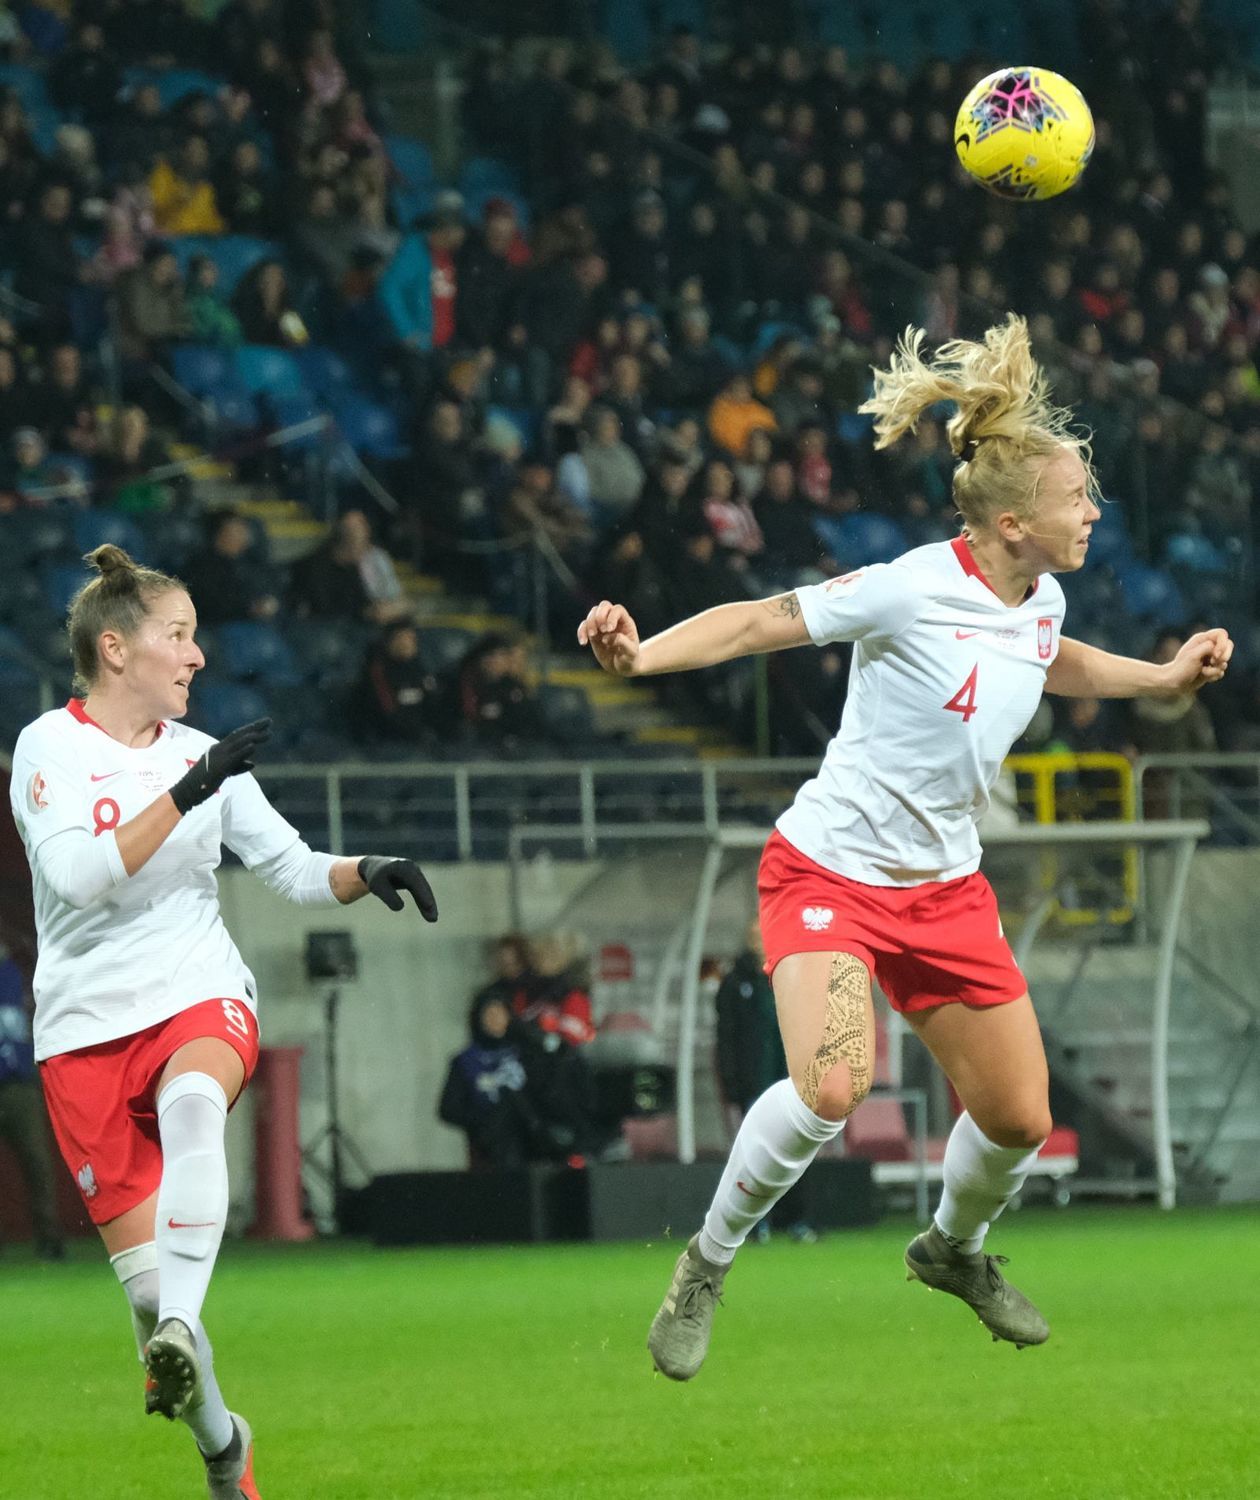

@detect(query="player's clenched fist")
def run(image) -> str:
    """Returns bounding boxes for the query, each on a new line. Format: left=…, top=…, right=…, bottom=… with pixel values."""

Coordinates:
left=1164, top=628, right=1233, bottom=695
left=577, top=600, right=641, bottom=676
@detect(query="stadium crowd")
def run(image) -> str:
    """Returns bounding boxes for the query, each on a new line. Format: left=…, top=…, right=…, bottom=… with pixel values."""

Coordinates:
left=0, top=0, right=1258, bottom=759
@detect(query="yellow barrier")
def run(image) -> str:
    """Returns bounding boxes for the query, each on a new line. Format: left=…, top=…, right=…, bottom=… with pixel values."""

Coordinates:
left=1004, top=753, right=1138, bottom=925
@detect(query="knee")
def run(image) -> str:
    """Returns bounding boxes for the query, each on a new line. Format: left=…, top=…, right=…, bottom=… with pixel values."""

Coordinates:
left=802, top=1060, right=873, bottom=1123
left=979, top=1109, right=1052, bottom=1151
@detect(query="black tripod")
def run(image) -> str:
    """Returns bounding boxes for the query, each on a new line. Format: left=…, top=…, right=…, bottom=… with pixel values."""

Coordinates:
left=301, top=985, right=372, bottom=1229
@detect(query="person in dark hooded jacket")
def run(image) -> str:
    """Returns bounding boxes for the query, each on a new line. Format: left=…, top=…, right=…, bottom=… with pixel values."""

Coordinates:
left=438, top=994, right=538, bottom=1168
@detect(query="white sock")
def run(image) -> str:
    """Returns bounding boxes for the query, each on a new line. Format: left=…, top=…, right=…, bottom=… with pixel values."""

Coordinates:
left=934, top=1111, right=1043, bottom=1255
left=155, top=1071, right=229, bottom=1332
left=698, top=1079, right=843, bottom=1265
left=112, top=1241, right=235, bottom=1458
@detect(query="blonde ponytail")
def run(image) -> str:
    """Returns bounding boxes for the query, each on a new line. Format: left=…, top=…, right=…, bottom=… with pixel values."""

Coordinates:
left=859, top=314, right=1096, bottom=533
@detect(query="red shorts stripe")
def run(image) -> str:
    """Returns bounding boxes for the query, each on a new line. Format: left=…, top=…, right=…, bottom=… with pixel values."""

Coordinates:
left=39, top=998, right=260, bottom=1225
left=757, top=831, right=1027, bottom=1014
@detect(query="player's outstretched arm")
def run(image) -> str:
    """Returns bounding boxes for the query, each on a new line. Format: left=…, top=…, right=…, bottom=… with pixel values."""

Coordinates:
left=1045, top=632, right=1233, bottom=699
left=577, top=593, right=811, bottom=677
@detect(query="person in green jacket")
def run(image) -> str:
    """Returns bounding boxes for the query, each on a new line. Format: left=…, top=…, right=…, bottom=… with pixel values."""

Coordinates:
left=184, top=256, right=242, bottom=347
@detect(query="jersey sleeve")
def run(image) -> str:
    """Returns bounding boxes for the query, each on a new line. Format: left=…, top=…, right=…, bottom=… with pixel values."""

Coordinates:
left=795, top=563, right=926, bottom=647
left=10, top=720, right=94, bottom=852
left=219, top=772, right=340, bottom=906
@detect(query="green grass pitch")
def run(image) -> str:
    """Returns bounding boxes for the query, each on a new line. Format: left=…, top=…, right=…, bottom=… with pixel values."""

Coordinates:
left=2, top=1207, right=1258, bottom=1499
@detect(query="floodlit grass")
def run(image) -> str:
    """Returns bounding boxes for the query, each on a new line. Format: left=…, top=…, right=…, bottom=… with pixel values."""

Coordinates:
left=2, top=1207, right=1258, bottom=1499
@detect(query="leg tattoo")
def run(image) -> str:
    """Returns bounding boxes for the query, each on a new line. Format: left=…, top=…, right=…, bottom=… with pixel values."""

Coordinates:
left=800, top=955, right=871, bottom=1117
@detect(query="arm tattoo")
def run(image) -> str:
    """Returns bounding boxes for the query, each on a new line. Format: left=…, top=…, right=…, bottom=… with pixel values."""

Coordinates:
left=763, top=592, right=801, bottom=620
left=800, top=954, right=872, bottom=1117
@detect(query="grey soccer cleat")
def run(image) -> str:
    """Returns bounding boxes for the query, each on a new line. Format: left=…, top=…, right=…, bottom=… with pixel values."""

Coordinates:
left=904, top=1224, right=1049, bottom=1348
left=144, top=1317, right=202, bottom=1419
left=647, top=1234, right=729, bottom=1380
left=204, top=1413, right=260, bottom=1499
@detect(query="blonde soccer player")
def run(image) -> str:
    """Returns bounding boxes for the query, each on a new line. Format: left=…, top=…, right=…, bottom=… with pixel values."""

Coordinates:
left=578, top=315, right=1232, bottom=1379
left=9, top=546, right=438, bottom=1495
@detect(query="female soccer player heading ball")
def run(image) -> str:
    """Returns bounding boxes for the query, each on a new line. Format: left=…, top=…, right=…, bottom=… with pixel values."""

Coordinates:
left=578, top=315, right=1232, bottom=1379
left=9, top=545, right=438, bottom=1496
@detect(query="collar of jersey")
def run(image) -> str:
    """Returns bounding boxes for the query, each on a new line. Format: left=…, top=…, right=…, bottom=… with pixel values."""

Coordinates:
left=66, top=697, right=166, bottom=743
left=950, top=535, right=1039, bottom=607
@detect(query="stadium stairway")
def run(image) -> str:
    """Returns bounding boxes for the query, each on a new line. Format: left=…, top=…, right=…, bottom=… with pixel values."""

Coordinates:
left=189, top=474, right=741, bottom=757
left=1026, top=939, right=1260, bottom=1204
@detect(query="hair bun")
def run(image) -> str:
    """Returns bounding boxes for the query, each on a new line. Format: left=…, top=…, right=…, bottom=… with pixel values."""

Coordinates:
left=87, top=544, right=137, bottom=578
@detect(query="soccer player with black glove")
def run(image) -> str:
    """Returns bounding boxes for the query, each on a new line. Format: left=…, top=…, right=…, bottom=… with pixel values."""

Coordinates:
left=9, top=547, right=440, bottom=1499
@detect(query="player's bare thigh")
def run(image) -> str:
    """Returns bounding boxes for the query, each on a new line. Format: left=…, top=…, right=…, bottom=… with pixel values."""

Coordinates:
left=906, top=993, right=1052, bottom=1148
left=771, top=950, right=876, bottom=1122
left=97, top=1037, right=245, bottom=1257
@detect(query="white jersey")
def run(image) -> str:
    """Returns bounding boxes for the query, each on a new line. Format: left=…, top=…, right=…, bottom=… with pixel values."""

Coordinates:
left=777, top=537, right=1066, bottom=886
left=10, top=700, right=335, bottom=1061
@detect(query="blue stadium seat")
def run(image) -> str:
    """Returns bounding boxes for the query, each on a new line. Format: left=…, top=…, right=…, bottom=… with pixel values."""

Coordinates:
left=390, top=183, right=438, bottom=230
left=25, top=102, right=64, bottom=156
left=40, top=561, right=92, bottom=617
left=189, top=677, right=270, bottom=739
left=298, top=346, right=356, bottom=398
left=267, top=392, right=327, bottom=448
left=206, top=389, right=260, bottom=431
left=287, top=619, right=366, bottom=688
left=214, top=621, right=300, bottom=686
left=1116, top=563, right=1187, bottom=627
left=123, top=67, right=226, bottom=107
left=333, top=397, right=405, bottom=459
left=0, top=511, right=73, bottom=565
left=385, top=135, right=436, bottom=193
left=835, top=511, right=909, bottom=565
left=233, top=346, right=308, bottom=398
left=810, top=0, right=867, bottom=50
left=170, top=237, right=279, bottom=293
left=418, top=625, right=476, bottom=677
left=1164, top=532, right=1228, bottom=577
left=171, top=345, right=233, bottom=396
left=145, top=512, right=206, bottom=572
left=598, top=0, right=652, bottom=64
left=458, top=156, right=522, bottom=199
left=0, top=64, right=49, bottom=110
left=72, top=510, right=147, bottom=562
left=537, top=683, right=596, bottom=744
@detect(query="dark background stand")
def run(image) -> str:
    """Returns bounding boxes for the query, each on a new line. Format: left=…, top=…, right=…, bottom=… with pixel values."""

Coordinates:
left=300, top=932, right=371, bottom=1230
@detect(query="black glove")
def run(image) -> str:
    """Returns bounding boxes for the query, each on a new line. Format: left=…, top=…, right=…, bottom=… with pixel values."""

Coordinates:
left=170, top=719, right=272, bottom=815
left=358, top=855, right=438, bottom=921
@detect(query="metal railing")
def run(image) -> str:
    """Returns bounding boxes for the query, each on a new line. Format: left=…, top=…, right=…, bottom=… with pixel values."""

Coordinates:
left=1133, top=753, right=1260, bottom=843
left=256, top=756, right=818, bottom=860
left=249, top=752, right=1260, bottom=864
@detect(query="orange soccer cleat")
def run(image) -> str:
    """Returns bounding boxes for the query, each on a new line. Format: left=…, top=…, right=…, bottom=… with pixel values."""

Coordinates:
left=204, top=1414, right=261, bottom=1499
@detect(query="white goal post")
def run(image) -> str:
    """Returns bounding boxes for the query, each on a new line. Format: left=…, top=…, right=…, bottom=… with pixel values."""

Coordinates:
left=509, top=817, right=1208, bottom=1209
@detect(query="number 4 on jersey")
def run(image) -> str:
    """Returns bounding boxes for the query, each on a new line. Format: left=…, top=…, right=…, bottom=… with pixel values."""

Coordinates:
left=944, top=664, right=979, bottom=723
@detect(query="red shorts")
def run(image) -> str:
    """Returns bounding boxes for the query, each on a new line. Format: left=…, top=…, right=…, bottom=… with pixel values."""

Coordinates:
left=757, top=831, right=1027, bottom=1014
left=39, top=997, right=260, bottom=1226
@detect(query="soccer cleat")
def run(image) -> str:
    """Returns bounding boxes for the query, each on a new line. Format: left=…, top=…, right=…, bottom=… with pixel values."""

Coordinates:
left=144, top=1317, right=202, bottom=1419
left=647, top=1234, right=729, bottom=1381
left=904, top=1224, right=1049, bottom=1348
left=205, top=1413, right=260, bottom=1500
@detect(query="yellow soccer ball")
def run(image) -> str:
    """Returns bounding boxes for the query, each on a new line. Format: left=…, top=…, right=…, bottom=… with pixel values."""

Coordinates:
left=954, top=67, right=1094, bottom=200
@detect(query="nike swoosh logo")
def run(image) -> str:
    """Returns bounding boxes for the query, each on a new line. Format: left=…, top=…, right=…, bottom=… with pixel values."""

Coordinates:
left=955, top=630, right=980, bottom=640
left=90, top=770, right=124, bottom=782
left=166, top=1217, right=218, bottom=1230
left=736, top=1179, right=768, bottom=1199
